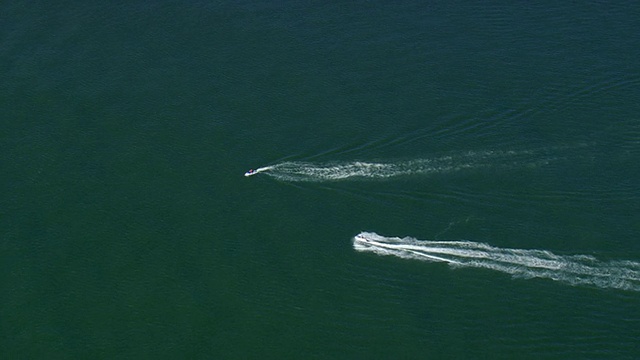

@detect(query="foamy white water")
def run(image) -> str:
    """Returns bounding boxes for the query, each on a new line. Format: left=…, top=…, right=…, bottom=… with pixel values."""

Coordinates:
left=250, top=149, right=558, bottom=182
left=354, top=232, right=640, bottom=291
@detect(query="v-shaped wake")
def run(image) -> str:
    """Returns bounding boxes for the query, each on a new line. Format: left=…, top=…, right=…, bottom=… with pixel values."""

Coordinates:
left=245, top=149, right=558, bottom=182
left=354, top=232, right=640, bottom=292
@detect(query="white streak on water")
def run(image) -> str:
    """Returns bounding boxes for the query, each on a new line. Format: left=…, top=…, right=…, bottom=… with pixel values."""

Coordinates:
left=353, top=232, right=640, bottom=292
left=254, top=149, right=557, bottom=182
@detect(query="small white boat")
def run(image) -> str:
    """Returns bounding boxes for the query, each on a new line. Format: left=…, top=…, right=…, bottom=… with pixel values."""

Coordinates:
left=244, top=166, right=273, bottom=177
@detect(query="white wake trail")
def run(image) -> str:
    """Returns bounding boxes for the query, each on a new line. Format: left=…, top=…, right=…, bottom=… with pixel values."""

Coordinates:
left=353, top=232, right=640, bottom=292
left=254, top=149, right=555, bottom=182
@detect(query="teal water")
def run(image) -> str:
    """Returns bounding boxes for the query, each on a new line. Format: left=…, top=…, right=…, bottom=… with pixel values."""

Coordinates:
left=2, top=2, right=639, bottom=358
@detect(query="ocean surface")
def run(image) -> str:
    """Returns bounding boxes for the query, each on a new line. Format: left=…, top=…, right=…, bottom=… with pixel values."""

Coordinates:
left=2, top=1, right=639, bottom=358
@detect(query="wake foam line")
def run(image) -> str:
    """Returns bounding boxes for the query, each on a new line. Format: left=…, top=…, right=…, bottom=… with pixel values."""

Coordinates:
left=353, top=232, right=640, bottom=292
left=256, top=149, right=556, bottom=182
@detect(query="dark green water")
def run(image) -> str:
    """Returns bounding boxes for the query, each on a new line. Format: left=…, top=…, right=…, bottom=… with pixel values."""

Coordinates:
left=2, top=2, right=639, bottom=358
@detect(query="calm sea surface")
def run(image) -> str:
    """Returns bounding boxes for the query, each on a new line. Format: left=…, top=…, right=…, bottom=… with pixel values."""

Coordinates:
left=2, top=1, right=639, bottom=358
